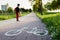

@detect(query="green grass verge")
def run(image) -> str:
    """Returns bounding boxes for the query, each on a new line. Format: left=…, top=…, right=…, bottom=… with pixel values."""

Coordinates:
left=21, top=12, right=30, bottom=16
left=0, top=12, right=30, bottom=21
left=0, top=15, right=16, bottom=20
left=36, top=12, right=60, bottom=40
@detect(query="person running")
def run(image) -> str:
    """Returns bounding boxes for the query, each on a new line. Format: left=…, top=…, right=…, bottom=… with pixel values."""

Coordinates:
left=14, top=4, right=21, bottom=21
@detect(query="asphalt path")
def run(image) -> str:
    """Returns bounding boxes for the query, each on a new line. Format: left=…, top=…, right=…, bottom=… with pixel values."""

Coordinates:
left=0, top=12, right=51, bottom=40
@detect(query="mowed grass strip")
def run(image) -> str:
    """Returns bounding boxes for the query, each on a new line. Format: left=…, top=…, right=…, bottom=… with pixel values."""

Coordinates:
left=0, top=12, right=30, bottom=21
left=0, top=15, right=15, bottom=20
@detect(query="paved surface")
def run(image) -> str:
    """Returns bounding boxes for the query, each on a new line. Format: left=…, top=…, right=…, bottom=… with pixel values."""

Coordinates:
left=0, top=12, right=51, bottom=40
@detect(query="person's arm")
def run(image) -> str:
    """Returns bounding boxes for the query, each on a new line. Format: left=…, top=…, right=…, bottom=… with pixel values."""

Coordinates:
left=19, top=8, right=21, bottom=17
left=19, top=12, right=21, bottom=17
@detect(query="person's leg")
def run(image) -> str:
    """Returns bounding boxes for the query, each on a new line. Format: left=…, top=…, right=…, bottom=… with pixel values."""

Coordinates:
left=16, top=12, right=19, bottom=21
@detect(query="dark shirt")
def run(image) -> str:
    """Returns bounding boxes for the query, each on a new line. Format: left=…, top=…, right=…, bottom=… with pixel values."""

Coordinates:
left=15, top=7, right=20, bottom=12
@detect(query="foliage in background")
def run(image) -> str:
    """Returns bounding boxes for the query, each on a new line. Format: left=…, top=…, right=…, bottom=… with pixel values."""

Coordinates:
left=7, top=7, right=13, bottom=13
left=20, top=8, right=32, bottom=12
left=0, top=12, right=30, bottom=21
left=33, top=0, right=43, bottom=14
left=45, top=0, right=60, bottom=10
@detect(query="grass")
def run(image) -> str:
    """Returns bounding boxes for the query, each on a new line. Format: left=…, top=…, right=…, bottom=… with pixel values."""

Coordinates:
left=21, top=12, right=30, bottom=16
left=36, top=12, right=60, bottom=40
left=0, top=15, right=15, bottom=20
left=0, top=12, right=30, bottom=21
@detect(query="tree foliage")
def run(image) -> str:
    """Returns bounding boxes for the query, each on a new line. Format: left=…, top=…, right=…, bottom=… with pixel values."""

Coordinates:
left=45, top=0, right=60, bottom=10
left=20, top=8, right=32, bottom=12
left=32, top=0, right=43, bottom=15
left=7, top=7, right=13, bottom=13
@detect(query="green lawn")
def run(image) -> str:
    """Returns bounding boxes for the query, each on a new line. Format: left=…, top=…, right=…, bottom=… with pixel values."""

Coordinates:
left=21, top=12, right=30, bottom=16
left=36, top=12, right=60, bottom=40
left=0, top=12, right=30, bottom=21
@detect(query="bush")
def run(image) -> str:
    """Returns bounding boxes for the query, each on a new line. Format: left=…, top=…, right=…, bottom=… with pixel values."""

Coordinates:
left=7, top=7, right=13, bottom=13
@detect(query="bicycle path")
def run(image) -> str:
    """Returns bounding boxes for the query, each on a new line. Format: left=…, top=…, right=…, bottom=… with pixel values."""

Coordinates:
left=0, top=12, right=51, bottom=40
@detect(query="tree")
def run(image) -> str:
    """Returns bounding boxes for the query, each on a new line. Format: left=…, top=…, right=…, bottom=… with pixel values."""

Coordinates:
left=45, top=0, right=60, bottom=10
left=29, top=9, right=32, bottom=12
left=29, top=0, right=43, bottom=15
left=44, top=2, right=51, bottom=10
left=7, top=7, right=13, bottom=13
left=33, top=0, right=43, bottom=15
left=0, top=10, right=2, bottom=13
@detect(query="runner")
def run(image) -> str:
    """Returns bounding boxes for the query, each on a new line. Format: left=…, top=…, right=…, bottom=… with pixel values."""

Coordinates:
left=14, top=4, right=21, bottom=21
